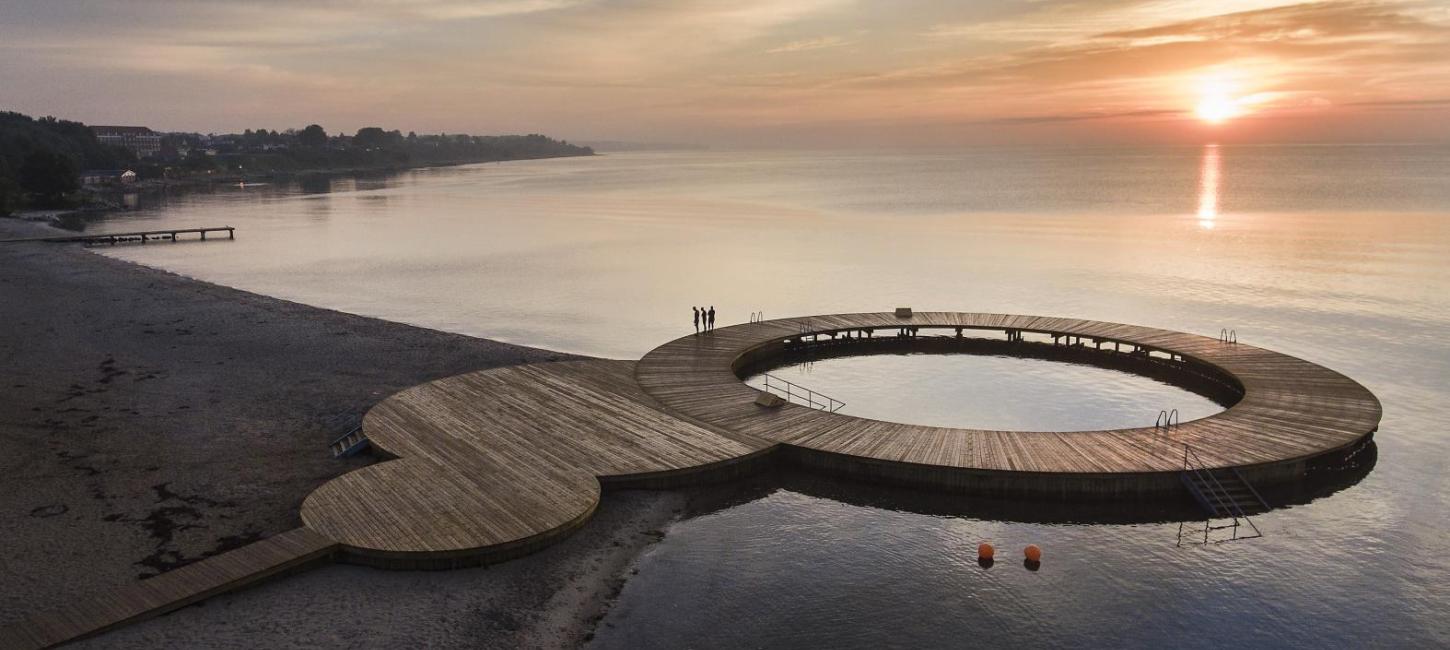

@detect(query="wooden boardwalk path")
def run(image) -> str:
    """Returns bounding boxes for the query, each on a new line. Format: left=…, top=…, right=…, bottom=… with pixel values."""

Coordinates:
left=6, top=312, right=1381, bottom=646
left=0, top=528, right=335, bottom=649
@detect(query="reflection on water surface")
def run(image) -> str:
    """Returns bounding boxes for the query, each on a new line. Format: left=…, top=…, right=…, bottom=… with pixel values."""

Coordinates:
left=74, top=146, right=1450, bottom=647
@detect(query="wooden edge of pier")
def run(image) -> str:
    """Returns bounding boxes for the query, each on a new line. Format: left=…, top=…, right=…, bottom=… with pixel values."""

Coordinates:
left=0, top=226, right=235, bottom=245
left=4, top=312, right=1384, bottom=647
left=0, top=528, right=336, bottom=650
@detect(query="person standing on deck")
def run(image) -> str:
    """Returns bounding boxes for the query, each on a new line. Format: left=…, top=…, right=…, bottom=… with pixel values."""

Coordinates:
left=693, top=306, right=701, bottom=334
left=708, top=306, right=716, bottom=331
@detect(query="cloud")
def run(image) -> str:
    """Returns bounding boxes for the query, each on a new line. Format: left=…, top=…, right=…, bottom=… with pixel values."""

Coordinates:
left=1342, top=97, right=1450, bottom=108
left=979, top=108, right=1184, bottom=125
left=767, top=36, right=853, bottom=54
left=0, top=0, right=1446, bottom=143
left=840, top=1, right=1450, bottom=104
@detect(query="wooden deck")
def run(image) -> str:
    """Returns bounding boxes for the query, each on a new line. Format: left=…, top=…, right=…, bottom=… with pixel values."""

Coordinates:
left=300, top=312, right=1380, bottom=566
left=636, top=312, right=1382, bottom=494
left=300, top=359, right=772, bottom=568
left=8, top=312, right=1382, bottom=646
left=0, top=528, right=335, bottom=650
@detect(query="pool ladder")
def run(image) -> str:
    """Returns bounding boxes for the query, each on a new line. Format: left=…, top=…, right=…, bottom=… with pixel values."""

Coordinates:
left=330, top=425, right=370, bottom=458
left=761, top=373, right=845, bottom=413
left=1177, top=443, right=1268, bottom=545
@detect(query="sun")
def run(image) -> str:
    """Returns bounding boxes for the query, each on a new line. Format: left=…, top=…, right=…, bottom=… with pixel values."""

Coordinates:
left=1192, top=71, right=1256, bottom=124
left=1195, top=93, right=1241, bottom=124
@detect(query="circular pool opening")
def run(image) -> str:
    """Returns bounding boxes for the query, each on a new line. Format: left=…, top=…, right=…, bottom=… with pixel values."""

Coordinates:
left=743, top=351, right=1226, bottom=432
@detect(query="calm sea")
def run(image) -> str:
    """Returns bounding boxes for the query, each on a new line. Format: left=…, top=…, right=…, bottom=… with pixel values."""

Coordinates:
left=93, top=145, right=1450, bottom=647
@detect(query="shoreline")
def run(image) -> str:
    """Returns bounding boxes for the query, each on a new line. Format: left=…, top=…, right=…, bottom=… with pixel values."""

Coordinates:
left=0, top=217, right=668, bottom=646
left=24, top=151, right=598, bottom=225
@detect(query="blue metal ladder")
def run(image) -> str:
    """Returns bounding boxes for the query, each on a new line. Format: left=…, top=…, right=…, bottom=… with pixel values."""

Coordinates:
left=329, top=425, right=370, bottom=458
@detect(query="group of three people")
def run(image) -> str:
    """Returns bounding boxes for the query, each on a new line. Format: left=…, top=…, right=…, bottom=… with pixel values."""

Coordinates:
left=693, top=306, right=716, bottom=334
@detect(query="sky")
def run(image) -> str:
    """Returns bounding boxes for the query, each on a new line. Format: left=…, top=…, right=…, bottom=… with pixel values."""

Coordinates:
left=1, top=0, right=1449, bottom=146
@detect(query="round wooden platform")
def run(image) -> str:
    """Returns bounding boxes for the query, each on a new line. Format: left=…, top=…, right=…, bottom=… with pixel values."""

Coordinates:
left=636, top=312, right=1382, bottom=495
left=3, top=313, right=1384, bottom=647
left=298, top=312, right=1379, bottom=567
left=299, top=360, right=773, bottom=568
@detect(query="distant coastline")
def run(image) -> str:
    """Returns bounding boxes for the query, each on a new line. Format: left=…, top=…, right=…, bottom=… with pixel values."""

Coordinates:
left=0, top=110, right=594, bottom=222
left=56, top=152, right=591, bottom=223
left=579, top=140, right=708, bottom=152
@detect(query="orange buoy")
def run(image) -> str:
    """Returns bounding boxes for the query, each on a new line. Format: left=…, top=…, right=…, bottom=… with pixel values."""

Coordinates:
left=978, top=543, right=994, bottom=560
left=1024, top=544, right=1042, bottom=562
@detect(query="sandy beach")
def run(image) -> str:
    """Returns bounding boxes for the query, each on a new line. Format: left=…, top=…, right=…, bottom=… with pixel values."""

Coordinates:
left=0, top=219, right=676, bottom=647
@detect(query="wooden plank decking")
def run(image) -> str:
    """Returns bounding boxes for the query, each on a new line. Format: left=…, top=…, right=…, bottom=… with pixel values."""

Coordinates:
left=8, top=313, right=1382, bottom=646
left=635, top=312, right=1382, bottom=491
left=299, top=312, right=1379, bottom=567
left=0, top=528, right=335, bottom=650
left=300, top=359, right=772, bottom=567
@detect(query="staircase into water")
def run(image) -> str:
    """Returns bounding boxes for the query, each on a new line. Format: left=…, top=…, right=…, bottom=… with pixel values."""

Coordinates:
left=760, top=373, right=845, bottom=413
left=1178, top=444, right=1268, bottom=544
left=330, top=425, right=370, bottom=458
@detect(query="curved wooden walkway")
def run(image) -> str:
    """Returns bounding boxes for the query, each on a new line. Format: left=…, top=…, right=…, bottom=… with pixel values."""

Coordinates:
left=4, top=312, right=1381, bottom=647
left=637, top=313, right=1381, bottom=488
left=299, top=312, right=1380, bottom=566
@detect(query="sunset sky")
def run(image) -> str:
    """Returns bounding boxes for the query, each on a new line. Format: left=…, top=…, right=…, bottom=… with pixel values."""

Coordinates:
left=2, top=0, right=1448, bottom=146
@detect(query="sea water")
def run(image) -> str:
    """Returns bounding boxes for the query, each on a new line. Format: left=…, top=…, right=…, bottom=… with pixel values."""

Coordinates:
left=94, top=145, right=1450, bottom=646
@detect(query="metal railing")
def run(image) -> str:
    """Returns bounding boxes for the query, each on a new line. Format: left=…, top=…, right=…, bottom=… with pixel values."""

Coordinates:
left=1156, top=409, right=1180, bottom=429
left=329, top=424, right=369, bottom=458
left=761, top=373, right=845, bottom=413
left=1180, top=443, right=1262, bottom=543
left=1219, top=328, right=1237, bottom=344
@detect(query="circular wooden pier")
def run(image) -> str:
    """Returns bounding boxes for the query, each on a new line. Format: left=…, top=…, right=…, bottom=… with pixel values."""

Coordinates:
left=636, top=312, right=1381, bottom=497
left=297, top=311, right=1379, bottom=568
left=3, top=312, right=1385, bottom=647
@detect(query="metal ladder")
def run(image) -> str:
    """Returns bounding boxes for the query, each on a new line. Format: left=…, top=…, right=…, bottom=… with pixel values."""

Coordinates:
left=1178, top=443, right=1268, bottom=544
left=329, top=425, right=370, bottom=458
left=760, top=373, right=845, bottom=413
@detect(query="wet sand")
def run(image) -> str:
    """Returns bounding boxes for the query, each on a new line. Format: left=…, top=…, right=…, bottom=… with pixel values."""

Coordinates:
left=0, top=219, right=674, bottom=646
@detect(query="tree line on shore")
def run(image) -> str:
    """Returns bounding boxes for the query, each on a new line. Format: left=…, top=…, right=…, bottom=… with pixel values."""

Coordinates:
left=0, top=112, right=134, bottom=213
left=183, top=126, right=593, bottom=178
left=0, top=110, right=593, bottom=215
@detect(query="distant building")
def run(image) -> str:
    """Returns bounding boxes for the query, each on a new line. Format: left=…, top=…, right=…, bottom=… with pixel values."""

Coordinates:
left=91, top=126, right=162, bottom=158
left=80, top=169, right=138, bottom=185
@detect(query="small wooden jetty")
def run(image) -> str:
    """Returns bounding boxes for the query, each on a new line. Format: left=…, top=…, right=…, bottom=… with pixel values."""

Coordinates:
left=2, top=312, right=1381, bottom=648
left=0, top=226, right=235, bottom=246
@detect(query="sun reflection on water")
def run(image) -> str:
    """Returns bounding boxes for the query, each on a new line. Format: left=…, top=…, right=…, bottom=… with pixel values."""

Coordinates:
left=1197, top=144, right=1220, bottom=229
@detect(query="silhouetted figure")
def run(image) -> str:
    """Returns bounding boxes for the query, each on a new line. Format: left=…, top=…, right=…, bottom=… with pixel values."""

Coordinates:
left=708, top=306, right=716, bottom=331
left=693, top=307, right=700, bottom=334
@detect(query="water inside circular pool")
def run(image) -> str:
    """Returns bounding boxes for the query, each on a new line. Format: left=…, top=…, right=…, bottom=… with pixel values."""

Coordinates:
left=743, top=352, right=1223, bottom=431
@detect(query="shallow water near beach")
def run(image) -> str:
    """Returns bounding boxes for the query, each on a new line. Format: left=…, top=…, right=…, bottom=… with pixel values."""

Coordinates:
left=90, top=146, right=1450, bottom=646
